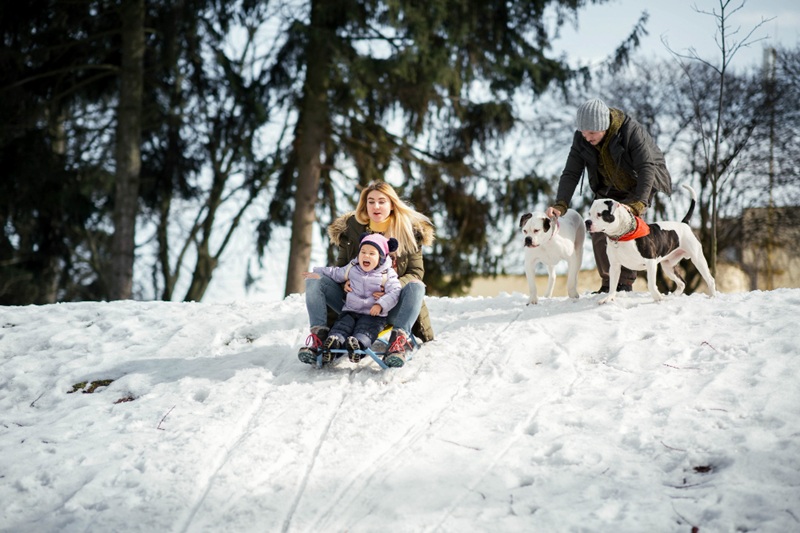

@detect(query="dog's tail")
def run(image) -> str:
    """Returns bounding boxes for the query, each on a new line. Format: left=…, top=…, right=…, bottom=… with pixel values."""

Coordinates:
left=681, top=184, right=697, bottom=224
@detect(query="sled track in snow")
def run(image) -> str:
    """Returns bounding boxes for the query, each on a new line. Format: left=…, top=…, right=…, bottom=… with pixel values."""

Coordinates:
left=177, top=388, right=273, bottom=533
left=280, top=357, right=392, bottom=532
left=278, top=324, right=459, bottom=532
left=300, top=309, right=562, bottom=531
left=429, top=317, right=583, bottom=532
left=177, top=305, right=579, bottom=532
left=280, top=384, right=353, bottom=533
left=175, top=344, right=303, bottom=533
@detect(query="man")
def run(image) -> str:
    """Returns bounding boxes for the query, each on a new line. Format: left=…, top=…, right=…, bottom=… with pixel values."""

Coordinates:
left=545, top=98, right=673, bottom=292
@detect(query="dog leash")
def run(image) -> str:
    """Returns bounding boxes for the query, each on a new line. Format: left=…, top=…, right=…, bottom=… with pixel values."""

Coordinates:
left=547, top=218, right=560, bottom=243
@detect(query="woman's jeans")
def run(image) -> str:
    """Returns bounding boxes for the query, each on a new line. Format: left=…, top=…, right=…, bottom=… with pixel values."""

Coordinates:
left=304, top=275, right=424, bottom=334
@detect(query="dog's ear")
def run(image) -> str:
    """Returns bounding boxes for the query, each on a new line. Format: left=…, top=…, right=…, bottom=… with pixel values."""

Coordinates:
left=543, top=217, right=551, bottom=233
left=519, top=213, right=533, bottom=229
left=601, top=200, right=616, bottom=223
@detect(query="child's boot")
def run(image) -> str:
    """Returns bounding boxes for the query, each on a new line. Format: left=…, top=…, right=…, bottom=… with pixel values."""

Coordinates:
left=346, top=337, right=362, bottom=363
left=383, top=328, right=412, bottom=368
left=298, top=326, right=329, bottom=365
left=321, top=335, right=342, bottom=364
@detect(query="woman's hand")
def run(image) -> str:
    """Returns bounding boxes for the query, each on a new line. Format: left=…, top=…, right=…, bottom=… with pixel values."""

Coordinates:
left=344, top=280, right=352, bottom=292
left=302, top=272, right=320, bottom=279
left=369, top=303, right=383, bottom=316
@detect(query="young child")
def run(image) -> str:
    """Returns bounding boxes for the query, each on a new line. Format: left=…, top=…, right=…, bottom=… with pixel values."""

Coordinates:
left=302, top=233, right=401, bottom=363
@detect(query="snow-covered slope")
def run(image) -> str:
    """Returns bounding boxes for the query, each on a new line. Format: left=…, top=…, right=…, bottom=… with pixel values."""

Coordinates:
left=1, top=289, right=799, bottom=532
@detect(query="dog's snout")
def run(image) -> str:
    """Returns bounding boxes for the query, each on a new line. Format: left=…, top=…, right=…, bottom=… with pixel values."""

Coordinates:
left=584, top=220, right=592, bottom=231
left=524, top=236, right=532, bottom=247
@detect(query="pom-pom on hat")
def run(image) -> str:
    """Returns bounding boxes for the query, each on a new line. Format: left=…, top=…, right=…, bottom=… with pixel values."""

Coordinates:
left=359, top=233, right=398, bottom=262
left=575, top=98, right=610, bottom=131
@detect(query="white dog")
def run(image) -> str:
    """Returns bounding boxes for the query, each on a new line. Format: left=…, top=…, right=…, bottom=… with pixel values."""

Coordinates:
left=585, top=184, right=717, bottom=304
left=519, top=209, right=585, bottom=304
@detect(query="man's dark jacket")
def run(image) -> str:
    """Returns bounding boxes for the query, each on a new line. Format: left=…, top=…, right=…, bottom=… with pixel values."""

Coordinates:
left=555, top=110, right=672, bottom=208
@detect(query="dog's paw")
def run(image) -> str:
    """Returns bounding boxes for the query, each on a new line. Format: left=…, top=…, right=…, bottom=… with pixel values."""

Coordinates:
left=527, top=298, right=539, bottom=305
left=598, top=295, right=615, bottom=305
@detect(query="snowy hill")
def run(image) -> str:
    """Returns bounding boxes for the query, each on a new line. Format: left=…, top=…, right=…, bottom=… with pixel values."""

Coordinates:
left=1, top=290, right=799, bottom=532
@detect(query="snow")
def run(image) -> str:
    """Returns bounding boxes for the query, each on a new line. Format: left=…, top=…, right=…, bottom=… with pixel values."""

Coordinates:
left=1, top=289, right=799, bottom=532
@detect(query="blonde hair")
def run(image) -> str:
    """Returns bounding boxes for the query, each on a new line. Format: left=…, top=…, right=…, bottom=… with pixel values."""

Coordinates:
left=354, top=181, right=434, bottom=256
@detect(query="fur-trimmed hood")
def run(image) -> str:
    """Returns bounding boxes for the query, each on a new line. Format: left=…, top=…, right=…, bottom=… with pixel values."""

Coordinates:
left=327, top=213, right=353, bottom=246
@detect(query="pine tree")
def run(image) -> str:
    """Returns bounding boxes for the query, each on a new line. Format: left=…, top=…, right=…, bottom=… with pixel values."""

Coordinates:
left=265, top=0, right=647, bottom=295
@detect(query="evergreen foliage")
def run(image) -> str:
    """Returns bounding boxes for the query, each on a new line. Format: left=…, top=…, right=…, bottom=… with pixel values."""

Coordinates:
left=2, top=1, right=794, bottom=304
left=263, top=0, right=644, bottom=295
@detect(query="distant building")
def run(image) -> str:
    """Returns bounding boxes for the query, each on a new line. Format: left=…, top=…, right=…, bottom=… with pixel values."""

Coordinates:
left=725, top=206, right=800, bottom=290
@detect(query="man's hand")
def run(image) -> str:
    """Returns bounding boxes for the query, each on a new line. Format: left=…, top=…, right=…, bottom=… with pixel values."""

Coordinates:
left=626, top=201, right=646, bottom=216
left=546, top=202, right=568, bottom=218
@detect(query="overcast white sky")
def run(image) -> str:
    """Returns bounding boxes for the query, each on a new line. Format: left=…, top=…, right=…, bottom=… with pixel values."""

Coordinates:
left=553, top=0, right=799, bottom=68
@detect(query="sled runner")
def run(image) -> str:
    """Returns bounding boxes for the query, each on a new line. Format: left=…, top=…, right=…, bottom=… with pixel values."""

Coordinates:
left=309, top=326, right=417, bottom=370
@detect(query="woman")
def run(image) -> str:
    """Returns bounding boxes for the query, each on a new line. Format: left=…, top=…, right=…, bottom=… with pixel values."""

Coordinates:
left=298, top=181, right=435, bottom=367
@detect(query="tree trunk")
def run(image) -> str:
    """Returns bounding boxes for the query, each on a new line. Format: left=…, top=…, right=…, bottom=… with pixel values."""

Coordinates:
left=284, top=1, right=332, bottom=296
left=110, top=0, right=144, bottom=299
left=111, top=0, right=145, bottom=300
left=157, top=194, right=175, bottom=300
left=183, top=247, right=218, bottom=302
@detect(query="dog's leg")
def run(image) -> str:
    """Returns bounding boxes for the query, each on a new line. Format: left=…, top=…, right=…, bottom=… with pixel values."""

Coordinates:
left=544, top=265, right=557, bottom=298
left=696, top=259, right=717, bottom=297
left=646, top=260, right=664, bottom=301
left=567, top=225, right=584, bottom=300
left=525, top=256, right=539, bottom=305
left=599, top=256, right=621, bottom=304
left=686, top=238, right=717, bottom=297
left=660, top=257, right=686, bottom=295
left=566, top=254, right=580, bottom=299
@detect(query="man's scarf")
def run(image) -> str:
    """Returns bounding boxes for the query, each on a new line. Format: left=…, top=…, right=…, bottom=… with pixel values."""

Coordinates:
left=596, top=109, right=636, bottom=193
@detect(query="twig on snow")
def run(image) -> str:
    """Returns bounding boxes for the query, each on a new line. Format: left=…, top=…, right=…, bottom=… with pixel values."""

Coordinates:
left=157, top=406, right=176, bottom=430
left=663, top=363, right=700, bottom=370
left=670, top=502, right=698, bottom=531
left=30, top=391, right=45, bottom=408
left=660, top=440, right=687, bottom=452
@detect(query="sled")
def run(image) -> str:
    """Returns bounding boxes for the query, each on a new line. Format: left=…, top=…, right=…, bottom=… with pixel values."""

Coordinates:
left=313, top=326, right=417, bottom=370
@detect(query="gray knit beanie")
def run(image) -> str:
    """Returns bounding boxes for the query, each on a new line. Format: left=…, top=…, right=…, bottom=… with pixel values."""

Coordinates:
left=575, top=98, right=610, bottom=131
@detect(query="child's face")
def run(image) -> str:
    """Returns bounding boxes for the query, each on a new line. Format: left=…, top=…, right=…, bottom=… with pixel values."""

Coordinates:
left=358, top=245, right=381, bottom=272
left=366, top=191, right=393, bottom=223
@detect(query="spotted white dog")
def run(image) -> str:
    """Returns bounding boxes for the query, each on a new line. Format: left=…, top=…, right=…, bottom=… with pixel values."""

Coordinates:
left=519, top=209, right=585, bottom=305
left=585, top=184, right=717, bottom=304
